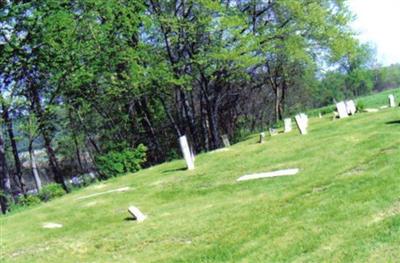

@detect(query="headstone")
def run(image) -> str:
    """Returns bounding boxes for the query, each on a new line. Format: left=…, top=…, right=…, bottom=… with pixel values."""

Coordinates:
left=179, top=135, right=195, bottom=170
left=336, top=101, right=348, bottom=119
left=42, top=222, right=63, bottom=229
left=319, top=113, right=322, bottom=119
left=259, top=132, right=265, bottom=143
left=237, top=168, right=299, bottom=182
left=295, top=113, right=308, bottom=135
left=284, top=118, right=292, bottom=133
left=269, top=128, right=278, bottom=136
left=345, top=100, right=356, bottom=115
left=388, top=94, right=395, bottom=108
left=221, top=134, right=230, bottom=148
left=128, top=206, right=147, bottom=222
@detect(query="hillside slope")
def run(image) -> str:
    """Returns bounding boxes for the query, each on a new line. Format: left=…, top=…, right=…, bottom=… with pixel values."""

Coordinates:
left=1, top=91, right=400, bottom=262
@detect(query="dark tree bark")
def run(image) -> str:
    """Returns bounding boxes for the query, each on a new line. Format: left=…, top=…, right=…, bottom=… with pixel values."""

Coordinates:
left=1, top=103, right=25, bottom=194
left=0, top=135, right=12, bottom=214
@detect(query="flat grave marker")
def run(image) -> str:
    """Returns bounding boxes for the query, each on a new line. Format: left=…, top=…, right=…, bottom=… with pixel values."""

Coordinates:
left=237, top=168, right=299, bottom=182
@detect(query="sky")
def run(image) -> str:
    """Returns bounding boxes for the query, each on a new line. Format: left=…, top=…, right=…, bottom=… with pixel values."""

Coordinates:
left=349, top=0, right=400, bottom=66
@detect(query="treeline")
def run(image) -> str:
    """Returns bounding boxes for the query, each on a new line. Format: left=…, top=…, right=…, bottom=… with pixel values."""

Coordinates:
left=0, top=0, right=394, bottom=213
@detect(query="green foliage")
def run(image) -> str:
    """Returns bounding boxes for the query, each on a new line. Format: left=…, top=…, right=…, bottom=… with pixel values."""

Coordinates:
left=17, top=195, right=41, bottom=207
left=356, top=101, right=365, bottom=111
left=95, top=144, right=147, bottom=178
left=38, top=183, right=66, bottom=202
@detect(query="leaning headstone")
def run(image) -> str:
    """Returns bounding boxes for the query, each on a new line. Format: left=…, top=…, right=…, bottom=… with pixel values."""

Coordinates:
left=336, top=101, right=349, bottom=119
left=284, top=118, right=292, bottom=133
left=295, top=113, right=308, bottom=135
left=237, top=168, right=299, bottom=182
left=128, top=206, right=147, bottom=222
left=259, top=132, right=265, bottom=143
left=269, top=128, right=278, bottom=136
left=179, top=135, right=195, bottom=170
left=388, top=94, right=396, bottom=108
left=345, top=100, right=357, bottom=115
left=221, top=134, right=230, bottom=148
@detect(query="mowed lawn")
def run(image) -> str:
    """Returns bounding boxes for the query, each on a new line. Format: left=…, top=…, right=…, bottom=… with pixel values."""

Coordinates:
left=1, top=94, right=400, bottom=262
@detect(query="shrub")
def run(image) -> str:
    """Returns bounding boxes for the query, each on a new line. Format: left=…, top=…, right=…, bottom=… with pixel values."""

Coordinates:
left=38, top=183, right=66, bottom=202
left=95, top=144, right=147, bottom=178
left=18, top=195, right=41, bottom=207
left=356, top=101, right=365, bottom=111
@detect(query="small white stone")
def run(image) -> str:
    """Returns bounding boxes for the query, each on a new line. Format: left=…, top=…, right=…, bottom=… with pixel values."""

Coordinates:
left=364, top=108, right=379, bottom=113
left=284, top=118, right=292, bottom=133
left=128, top=206, right=147, bottom=222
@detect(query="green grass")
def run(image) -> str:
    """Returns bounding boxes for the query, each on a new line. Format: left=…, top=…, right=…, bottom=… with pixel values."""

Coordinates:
left=1, top=90, right=400, bottom=262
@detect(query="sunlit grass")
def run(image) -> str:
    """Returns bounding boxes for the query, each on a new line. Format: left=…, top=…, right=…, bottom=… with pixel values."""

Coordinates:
left=1, top=92, right=399, bottom=262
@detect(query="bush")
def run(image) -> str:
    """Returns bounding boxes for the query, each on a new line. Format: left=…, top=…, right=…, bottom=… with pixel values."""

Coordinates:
left=18, top=195, right=41, bottom=207
left=95, top=144, right=147, bottom=178
left=356, top=101, right=365, bottom=111
left=38, top=183, right=66, bottom=202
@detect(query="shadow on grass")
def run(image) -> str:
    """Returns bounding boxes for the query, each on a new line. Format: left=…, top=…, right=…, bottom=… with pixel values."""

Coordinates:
left=385, top=120, right=400, bottom=125
left=123, top=217, right=136, bottom=221
left=162, top=167, right=187, bottom=174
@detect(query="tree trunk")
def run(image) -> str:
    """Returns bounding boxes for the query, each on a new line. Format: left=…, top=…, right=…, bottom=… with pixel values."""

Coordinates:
left=29, top=143, right=42, bottom=192
left=1, top=104, right=25, bottom=194
left=0, top=135, right=12, bottom=214
left=30, top=87, right=69, bottom=192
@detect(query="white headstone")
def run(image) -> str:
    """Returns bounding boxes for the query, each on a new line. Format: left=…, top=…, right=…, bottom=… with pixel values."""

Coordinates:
left=221, top=134, right=230, bottom=148
left=295, top=113, right=308, bottom=135
left=259, top=132, right=265, bottom=143
left=284, top=118, right=292, bottom=133
left=128, top=206, right=147, bottom=222
left=336, top=101, right=348, bottom=119
left=345, top=100, right=356, bottom=115
left=179, top=135, right=195, bottom=170
left=388, top=94, right=395, bottom=108
left=269, top=128, right=278, bottom=136
left=319, top=113, right=322, bottom=119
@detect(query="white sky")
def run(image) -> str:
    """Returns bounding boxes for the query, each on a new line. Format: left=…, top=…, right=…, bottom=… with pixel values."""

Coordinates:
left=349, top=0, right=400, bottom=66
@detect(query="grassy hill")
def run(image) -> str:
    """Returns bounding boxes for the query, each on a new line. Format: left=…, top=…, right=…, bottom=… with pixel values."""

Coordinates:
left=1, top=89, right=400, bottom=262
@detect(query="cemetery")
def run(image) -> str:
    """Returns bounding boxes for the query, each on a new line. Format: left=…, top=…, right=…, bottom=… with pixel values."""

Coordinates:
left=1, top=90, right=399, bottom=262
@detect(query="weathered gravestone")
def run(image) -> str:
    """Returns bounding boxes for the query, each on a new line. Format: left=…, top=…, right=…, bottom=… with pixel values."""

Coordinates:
left=284, top=118, right=292, bottom=133
left=128, top=206, right=147, bottom=222
left=221, top=134, right=230, bottom=148
left=295, top=113, right=308, bottom=135
left=179, top=135, right=195, bottom=170
left=269, top=128, right=278, bottom=136
left=388, top=94, right=396, bottom=108
left=259, top=132, right=265, bottom=143
left=336, top=101, right=349, bottom=119
left=345, top=100, right=357, bottom=115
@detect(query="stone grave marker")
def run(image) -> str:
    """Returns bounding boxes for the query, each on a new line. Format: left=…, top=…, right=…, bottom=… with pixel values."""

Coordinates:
left=179, top=135, right=195, bottom=170
left=221, top=134, right=230, bottom=148
left=259, top=132, right=265, bottom=143
left=128, top=206, right=147, bottom=222
left=237, top=168, right=299, bottom=182
left=388, top=94, right=396, bottom=108
left=269, top=128, right=278, bottom=136
left=284, top=118, right=292, bottom=133
left=295, top=113, right=308, bottom=135
left=336, top=101, right=349, bottom=119
left=345, top=100, right=356, bottom=115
